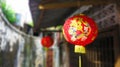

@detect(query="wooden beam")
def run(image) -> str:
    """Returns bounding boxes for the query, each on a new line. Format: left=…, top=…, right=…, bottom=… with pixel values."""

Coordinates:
left=39, top=0, right=115, bottom=10
left=33, top=10, right=45, bottom=33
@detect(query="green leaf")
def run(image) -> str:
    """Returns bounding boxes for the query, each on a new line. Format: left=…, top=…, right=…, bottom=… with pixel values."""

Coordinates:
left=0, top=0, right=17, bottom=24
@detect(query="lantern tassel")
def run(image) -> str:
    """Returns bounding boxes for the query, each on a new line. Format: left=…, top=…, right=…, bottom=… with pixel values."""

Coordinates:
left=79, top=55, right=81, bottom=67
left=74, top=45, right=86, bottom=67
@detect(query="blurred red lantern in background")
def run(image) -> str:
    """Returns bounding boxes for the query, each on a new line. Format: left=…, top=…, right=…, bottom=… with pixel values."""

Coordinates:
left=63, top=14, right=98, bottom=46
left=41, top=36, right=54, bottom=48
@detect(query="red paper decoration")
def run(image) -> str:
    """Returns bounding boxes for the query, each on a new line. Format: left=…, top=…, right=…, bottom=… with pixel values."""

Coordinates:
left=41, top=36, right=54, bottom=48
left=63, top=14, right=98, bottom=46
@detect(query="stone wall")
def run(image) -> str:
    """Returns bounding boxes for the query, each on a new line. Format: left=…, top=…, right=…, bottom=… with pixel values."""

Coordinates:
left=0, top=8, right=60, bottom=67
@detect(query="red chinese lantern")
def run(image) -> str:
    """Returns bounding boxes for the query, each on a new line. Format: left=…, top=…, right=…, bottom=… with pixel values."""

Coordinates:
left=41, top=36, right=54, bottom=48
left=63, top=14, right=98, bottom=67
left=63, top=14, right=98, bottom=47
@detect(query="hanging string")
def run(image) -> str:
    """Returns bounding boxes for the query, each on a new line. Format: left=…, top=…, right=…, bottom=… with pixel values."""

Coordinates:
left=77, top=0, right=80, bottom=8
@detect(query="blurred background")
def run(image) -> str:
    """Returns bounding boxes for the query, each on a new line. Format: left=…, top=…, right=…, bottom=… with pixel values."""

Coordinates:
left=0, top=0, right=120, bottom=67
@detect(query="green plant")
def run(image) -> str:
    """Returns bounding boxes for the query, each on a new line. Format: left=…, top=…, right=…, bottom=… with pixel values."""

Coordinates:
left=0, top=0, right=17, bottom=24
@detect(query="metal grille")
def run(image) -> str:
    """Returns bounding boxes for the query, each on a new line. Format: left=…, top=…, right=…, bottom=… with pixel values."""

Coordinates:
left=84, top=36, right=114, bottom=67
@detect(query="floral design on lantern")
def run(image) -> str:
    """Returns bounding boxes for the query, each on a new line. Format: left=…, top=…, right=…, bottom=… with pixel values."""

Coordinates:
left=68, top=18, right=91, bottom=41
